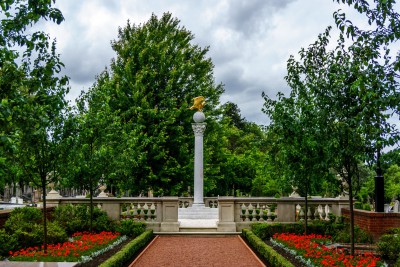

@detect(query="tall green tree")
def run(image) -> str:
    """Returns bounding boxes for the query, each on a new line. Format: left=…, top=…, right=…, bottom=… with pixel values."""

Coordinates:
left=265, top=3, right=399, bottom=250
left=80, top=13, right=224, bottom=196
left=0, top=0, right=67, bottom=252
left=333, top=0, right=400, bottom=212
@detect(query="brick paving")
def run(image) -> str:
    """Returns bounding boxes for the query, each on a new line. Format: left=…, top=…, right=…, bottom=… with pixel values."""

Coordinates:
left=129, top=235, right=266, bottom=267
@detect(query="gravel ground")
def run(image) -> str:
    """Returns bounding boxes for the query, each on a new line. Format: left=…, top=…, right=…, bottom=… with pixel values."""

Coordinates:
left=129, top=235, right=266, bottom=267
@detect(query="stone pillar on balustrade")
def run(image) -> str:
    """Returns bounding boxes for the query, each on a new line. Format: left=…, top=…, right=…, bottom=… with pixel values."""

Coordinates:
left=217, top=197, right=236, bottom=232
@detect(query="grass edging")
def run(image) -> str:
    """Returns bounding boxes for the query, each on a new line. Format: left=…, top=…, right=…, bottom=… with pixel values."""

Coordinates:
left=99, top=229, right=153, bottom=267
left=242, top=229, right=294, bottom=267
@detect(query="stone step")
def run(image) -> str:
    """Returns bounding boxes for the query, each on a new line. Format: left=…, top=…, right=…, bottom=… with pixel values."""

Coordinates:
left=179, top=227, right=218, bottom=232
left=155, top=232, right=241, bottom=235
left=179, top=218, right=218, bottom=232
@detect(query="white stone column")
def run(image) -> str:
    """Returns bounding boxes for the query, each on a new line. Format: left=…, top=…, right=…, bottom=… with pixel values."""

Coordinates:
left=192, top=111, right=206, bottom=207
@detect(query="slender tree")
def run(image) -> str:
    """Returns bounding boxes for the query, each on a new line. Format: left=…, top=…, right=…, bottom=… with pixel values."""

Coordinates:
left=0, top=0, right=67, bottom=252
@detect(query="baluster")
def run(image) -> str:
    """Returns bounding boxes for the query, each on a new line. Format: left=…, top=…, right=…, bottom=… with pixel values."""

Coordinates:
left=245, top=205, right=250, bottom=222
left=299, top=207, right=305, bottom=222
left=135, top=203, right=141, bottom=221
left=307, top=207, right=312, bottom=221
left=143, top=203, right=150, bottom=221
left=251, top=204, right=257, bottom=222
left=259, top=205, right=264, bottom=222
left=325, top=205, right=330, bottom=221
left=320, top=205, right=326, bottom=221
left=125, top=203, right=131, bottom=218
left=267, top=208, right=272, bottom=222
left=140, top=203, right=146, bottom=221
left=150, top=203, right=156, bottom=221
left=296, top=204, right=301, bottom=221
left=241, top=203, right=246, bottom=221
left=247, top=203, right=253, bottom=221
left=314, top=206, right=319, bottom=221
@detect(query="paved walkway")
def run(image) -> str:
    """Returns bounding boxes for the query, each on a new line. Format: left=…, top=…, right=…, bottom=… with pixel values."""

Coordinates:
left=129, top=235, right=266, bottom=267
left=0, top=263, right=77, bottom=267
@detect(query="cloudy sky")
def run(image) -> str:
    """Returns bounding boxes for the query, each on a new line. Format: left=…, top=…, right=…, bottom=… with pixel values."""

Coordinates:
left=42, top=0, right=367, bottom=125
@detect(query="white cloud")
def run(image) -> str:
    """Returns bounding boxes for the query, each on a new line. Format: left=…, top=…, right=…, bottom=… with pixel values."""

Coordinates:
left=41, top=0, right=374, bottom=125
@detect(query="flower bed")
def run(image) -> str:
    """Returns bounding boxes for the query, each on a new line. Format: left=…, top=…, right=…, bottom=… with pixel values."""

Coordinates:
left=8, top=231, right=125, bottom=263
left=271, top=233, right=383, bottom=267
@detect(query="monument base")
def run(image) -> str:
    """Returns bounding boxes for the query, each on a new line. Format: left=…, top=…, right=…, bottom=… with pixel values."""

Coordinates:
left=178, top=206, right=218, bottom=220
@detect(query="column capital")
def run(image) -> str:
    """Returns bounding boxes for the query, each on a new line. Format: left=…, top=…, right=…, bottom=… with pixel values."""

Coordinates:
left=192, top=123, right=207, bottom=136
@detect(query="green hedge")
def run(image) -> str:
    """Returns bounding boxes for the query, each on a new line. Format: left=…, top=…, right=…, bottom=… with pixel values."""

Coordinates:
left=99, top=230, right=154, bottom=267
left=242, top=229, right=294, bottom=267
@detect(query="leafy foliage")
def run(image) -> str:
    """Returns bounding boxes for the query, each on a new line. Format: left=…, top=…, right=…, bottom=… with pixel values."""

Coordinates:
left=116, top=220, right=146, bottom=238
left=0, top=0, right=69, bottom=251
left=376, top=229, right=400, bottom=261
left=2, top=207, right=68, bottom=254
left=53, top=204, right=116, bottom=235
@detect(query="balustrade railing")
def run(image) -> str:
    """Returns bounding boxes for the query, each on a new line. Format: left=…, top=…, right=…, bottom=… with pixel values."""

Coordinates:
left=120, top=202, right=157, bottom=222
left=178, top=197, right=218, bottom=208
left=46, top=195, right=350, bottom=233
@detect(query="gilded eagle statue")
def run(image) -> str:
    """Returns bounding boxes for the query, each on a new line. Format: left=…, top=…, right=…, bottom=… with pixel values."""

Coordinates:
left=189, top=96, right=206, bottom=112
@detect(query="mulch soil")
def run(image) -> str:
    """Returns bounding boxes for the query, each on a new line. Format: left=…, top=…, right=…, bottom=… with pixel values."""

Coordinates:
left=75, top=237, right=135, bottom=267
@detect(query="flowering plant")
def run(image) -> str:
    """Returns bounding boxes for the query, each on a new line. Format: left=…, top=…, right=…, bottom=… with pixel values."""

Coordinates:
left=9, top=231, right=122, bottom=262
left=271, top=233, right=383, bottom=267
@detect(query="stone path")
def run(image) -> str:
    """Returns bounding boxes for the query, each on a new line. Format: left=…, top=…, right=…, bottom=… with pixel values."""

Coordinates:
left=0, top=263, right=77, bottom=267
left=129, top=235, right=266, bottom=267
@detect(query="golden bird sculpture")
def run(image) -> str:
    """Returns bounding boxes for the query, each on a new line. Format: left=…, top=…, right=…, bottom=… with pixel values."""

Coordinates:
left=189, top=96, right=206, bottom=112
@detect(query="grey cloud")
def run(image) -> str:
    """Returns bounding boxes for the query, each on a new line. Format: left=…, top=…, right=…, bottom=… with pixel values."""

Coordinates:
left=224, top=0, right=296, bottom=37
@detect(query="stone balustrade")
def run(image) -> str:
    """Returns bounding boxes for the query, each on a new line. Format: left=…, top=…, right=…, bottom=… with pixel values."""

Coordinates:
left=217, top=196, right=350, bottom=232
left=179, top=197, right=218, bottom=209
left=47, top=197, right=181, bottom=232
left=46, top=195, right=350, bottom=233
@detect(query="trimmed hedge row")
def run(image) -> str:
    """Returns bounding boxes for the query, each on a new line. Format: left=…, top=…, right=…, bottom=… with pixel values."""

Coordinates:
left=242, top=229, right=294, bottom=267
left=99, top=229, right=154, bottom=267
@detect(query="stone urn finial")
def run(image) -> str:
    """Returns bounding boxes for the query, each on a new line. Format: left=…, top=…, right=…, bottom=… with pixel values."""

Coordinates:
left=98, top=184, right=108, bottom=198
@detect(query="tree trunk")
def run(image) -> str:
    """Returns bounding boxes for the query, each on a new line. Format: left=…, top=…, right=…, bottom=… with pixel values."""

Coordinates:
left=41, top=177, right=48, bottom=253
left=348, top=173, right=355, bottom=256
left=304, top=181, right=309, bottom=235
left=90, top=182, right=93, bottom=232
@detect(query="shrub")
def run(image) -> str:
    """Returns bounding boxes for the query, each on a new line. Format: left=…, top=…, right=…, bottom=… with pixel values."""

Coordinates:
left=332, top=225, right=373, bottom=243
left=92, top=208, right=116, bottom=232
left=376, top=232, right=400, bottom=261
left=99, top=230, right=154, bottom=267
left=10, top=221, right=68, bottom=251
left=0, top=229, right=17, bottom=257
left=54, top=204, right=115, bottom=234
left=242, top=229, right=294, bottom=267
left=4, top=207, right=42, bottom=232
left=116, top=220, right=146, bottom=238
